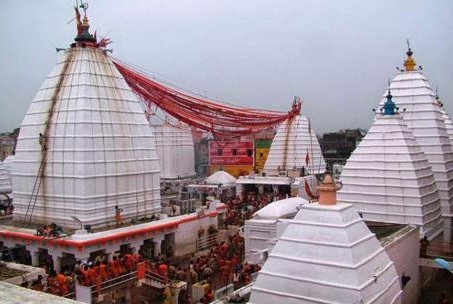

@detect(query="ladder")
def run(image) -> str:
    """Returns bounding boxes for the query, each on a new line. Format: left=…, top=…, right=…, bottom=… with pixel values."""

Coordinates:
left=22, top=49, right=75, bottom=225
left=23, top=160, right=46, bottom=224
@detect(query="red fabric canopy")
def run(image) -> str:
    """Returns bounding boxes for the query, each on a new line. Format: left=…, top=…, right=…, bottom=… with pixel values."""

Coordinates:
left=113, top=60, right=301, bottom=136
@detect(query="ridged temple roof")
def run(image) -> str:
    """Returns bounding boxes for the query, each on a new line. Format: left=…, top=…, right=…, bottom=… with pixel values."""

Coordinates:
left=0, top=161, right=12, bottom=194
left=337, top=113, right=443, bottom=238
left=379, top=70, right=453, bottom=215
left=264, top=114, right=325, bottom=174
left=249, top=202, right=402, bottom=304
left=151, top=123, right=195, bottom=179
left=13, top=46, right=161, bottom=228
left=436, top=96, right=453, bottom=144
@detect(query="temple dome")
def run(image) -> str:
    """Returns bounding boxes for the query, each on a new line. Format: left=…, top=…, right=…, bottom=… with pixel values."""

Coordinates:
left=264, top=114, right=325, bottom=174
left=12, top=46, right=161, bottom=228
left=249, top=202, right=402, bottom=304
left=151, top=122, right=195, bottom=179
left=378, top=69, right=453, bottom=216
left=337, top=111, right=443, bottom=238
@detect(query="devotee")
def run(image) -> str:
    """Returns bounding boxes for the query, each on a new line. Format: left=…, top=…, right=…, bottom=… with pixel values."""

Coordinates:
left=115, top=205, right=124, bottom=226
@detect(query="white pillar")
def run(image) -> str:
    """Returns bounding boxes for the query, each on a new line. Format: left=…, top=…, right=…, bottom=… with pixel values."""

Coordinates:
left=30, top=250, right=39, bottom=266
left=154, top=236, right=163, bottom=257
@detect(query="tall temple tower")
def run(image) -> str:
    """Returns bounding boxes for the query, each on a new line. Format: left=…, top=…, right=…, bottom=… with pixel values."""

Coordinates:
left=12, top=4, right=161, bottom=229
left=377, top=46, right=453, bottom=241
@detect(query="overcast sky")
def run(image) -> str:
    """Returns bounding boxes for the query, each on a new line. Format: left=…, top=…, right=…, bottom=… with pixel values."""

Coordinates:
left=1, top=0, right=452, bottom=134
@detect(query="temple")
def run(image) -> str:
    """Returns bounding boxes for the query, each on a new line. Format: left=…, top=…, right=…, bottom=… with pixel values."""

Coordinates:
left=12, top=8, right=162, bottom=229
left=337, top=92, right=444, bottom=239
left=248, top=174, right=402, bottom=304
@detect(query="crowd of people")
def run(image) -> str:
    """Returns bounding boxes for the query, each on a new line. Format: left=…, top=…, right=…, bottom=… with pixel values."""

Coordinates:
left=19, top=190, right=275, bottom=302
left=144, top=232, right=259, bottom=304
left=21, top=252, right=143, bottom=298
left=223, top=192, right=278, bottom=226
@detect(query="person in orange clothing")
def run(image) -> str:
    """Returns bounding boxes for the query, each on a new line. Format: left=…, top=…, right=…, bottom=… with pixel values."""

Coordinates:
left=124, top=253, right=134, bottom=272
left=47, top=275, right=59, bottom=295
left=99, top=261, right=109, bottom=281
left=158, top=262, right=169, bottom=283
left=115, top=206, right=124, bottom=226
left=112, top=256, right=124, bottom=276
left=86, top=264, right=97, bottom=286
left=109, top=257, right=119, bottom=278
left=56, top=272, right=68, bottom=296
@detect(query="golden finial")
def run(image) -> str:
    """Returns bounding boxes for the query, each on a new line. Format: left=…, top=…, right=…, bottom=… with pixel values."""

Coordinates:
left=404, top=39, right=416, bottom=71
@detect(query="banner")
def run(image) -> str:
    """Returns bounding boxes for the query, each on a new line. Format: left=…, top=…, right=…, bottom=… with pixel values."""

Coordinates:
left=209, top=141, right=254, bottom=166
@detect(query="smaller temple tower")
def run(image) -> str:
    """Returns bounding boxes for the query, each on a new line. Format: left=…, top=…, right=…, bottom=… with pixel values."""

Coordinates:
left=264, top=98, right=325, bottom=175
left=249, top=173, right=402, bottom=304
left=338, top=92, right=443, bottom=239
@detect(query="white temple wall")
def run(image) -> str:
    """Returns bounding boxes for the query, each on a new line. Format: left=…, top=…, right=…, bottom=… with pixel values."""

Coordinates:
left=173, top=214, right=218, bottom=257
left=383, top=226, right=420, bottom=304
left=244, top=219, right=277, bottom=264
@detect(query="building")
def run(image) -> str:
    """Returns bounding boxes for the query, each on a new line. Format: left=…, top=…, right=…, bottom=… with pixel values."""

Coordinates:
left=319, top=128, right=366, bottom=167
left=337, top=92, right=443, bottom=239
left=376, top=47, right=453, bottom=241
left=12, top=10, right=161, bottom=229
left=248, top=174, right=403, bottom=304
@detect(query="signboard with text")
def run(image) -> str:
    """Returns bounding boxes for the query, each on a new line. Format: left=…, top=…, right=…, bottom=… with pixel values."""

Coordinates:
left=209, top=141, right=254, bottom=166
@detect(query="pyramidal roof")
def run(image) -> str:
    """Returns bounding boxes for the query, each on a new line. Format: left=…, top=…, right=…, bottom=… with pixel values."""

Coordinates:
left=0, top=161, right=12, bottom=194
left=264, top=114, right=325, bottom=174
left=152, top=122, right=195, bottom=179
left=12, top=9, right=161, bottom=228
left=338, top=93, right=443, bottom=238
left=249, top=175, right=402, bottom=304
left=378, top=48, right=453, bottom=216
left=436, top=95, right=453, bottom=144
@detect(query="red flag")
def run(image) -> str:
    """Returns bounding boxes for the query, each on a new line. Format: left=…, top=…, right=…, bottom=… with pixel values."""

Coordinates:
left=305, top=151, right=310, bottom=166
left=304, top=179, right=318, bottom=200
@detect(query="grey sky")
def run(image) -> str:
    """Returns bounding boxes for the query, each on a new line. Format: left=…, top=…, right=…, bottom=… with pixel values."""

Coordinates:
left=1, top=0, right=452, bottom=134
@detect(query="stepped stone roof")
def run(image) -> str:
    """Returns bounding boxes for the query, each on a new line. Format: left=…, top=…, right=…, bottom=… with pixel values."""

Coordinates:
left=249, top=202, right=402, bottom=304
left=338, top=95, right=443, bottom=238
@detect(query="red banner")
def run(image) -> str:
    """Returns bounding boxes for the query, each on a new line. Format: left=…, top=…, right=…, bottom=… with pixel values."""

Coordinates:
left=209, top=141, right=254, bottom=166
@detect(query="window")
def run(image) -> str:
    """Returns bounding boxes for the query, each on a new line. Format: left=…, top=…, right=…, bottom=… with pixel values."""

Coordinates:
left=232, top=149, right=238, bottom=156
left=217, top=149, right=223, bottom=156
left=247, top=149, right=253, bottom=157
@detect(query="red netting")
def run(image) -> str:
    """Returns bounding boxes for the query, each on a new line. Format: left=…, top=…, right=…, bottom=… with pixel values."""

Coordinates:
left=113, top=60, right=301, bottom=136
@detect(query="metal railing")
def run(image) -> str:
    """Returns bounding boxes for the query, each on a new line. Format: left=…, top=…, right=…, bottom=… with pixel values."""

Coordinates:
left=196, top=232, right=219, bottom=252
left=145, top=270, right=168, bottom=287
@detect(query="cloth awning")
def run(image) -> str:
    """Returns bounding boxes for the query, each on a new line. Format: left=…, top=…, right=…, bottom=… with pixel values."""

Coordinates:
left=236, top=176, right=293, bottom=185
